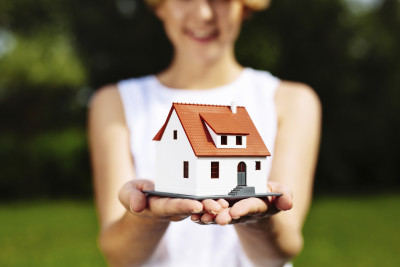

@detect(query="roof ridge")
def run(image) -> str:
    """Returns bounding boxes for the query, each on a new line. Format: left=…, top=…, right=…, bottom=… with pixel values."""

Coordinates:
left=172, top=102, right=245, bottom=108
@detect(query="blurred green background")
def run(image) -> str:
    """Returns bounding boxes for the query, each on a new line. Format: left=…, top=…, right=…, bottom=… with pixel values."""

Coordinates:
left=1, top=0, right=399, bottom=266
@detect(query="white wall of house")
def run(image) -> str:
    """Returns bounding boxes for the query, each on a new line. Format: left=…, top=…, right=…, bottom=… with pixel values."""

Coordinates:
left=154, top=110, right=197, bottom=195
left=205, top=123, right=247, bottom=149
left=155, top=110, right=268, bottom=197
left=196, top=157, right=268, bottom=196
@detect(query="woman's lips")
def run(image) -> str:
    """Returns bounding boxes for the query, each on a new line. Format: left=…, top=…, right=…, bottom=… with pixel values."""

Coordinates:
left=184, top=29, right=219, bottom=43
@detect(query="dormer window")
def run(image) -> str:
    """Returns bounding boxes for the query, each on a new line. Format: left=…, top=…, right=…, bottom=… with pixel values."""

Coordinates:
left=200, top=113, right=248, bottom=149
left=221, top=136, right=227, bottom=145
left=236, top=136, right=242, bottom=145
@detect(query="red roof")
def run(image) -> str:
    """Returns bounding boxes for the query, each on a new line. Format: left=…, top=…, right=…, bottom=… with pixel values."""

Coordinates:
left=153, top=103, right=270, bottom=157
left=200, top=113, right=249, bottom=135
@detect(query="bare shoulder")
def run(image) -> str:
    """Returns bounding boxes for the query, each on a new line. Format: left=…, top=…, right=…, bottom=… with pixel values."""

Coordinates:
left=88, top=84, right=127, bottom=139
left=89, top=84, right=125, bottom=122
left=89, top=84, right=121, bottom=111
left=275, top=81, right=322, bottom=122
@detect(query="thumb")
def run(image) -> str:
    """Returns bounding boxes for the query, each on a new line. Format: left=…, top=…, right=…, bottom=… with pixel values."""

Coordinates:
left=268, top=181, right=293, bottom=211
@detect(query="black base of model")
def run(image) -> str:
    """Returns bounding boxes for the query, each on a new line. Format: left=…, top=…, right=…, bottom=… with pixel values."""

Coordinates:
left=142, top=188, right=282, bottom=200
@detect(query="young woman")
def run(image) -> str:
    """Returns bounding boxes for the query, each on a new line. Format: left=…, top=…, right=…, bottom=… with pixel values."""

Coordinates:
left=88, top=0, right=321, bottom=266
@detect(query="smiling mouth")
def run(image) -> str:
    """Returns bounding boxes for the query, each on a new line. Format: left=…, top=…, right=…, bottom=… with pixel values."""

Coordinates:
left=185, top=29, right=219, bottom=42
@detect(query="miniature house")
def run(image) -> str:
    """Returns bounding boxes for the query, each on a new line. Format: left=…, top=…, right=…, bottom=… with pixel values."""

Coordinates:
left=153, top=103, right=271, bottom=197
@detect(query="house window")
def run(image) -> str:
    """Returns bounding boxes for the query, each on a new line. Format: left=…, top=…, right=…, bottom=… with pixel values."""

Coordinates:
left=173, top=130, right=177, bottom=140
left=255, top=161, right=261, bottom=170
left=236, top=136, right=242, bottom=145
left=211, top=162, right=219, bottom=178
left=183, top=161, right=189, bottom=178
left=221, top=136, right=227, bottom=145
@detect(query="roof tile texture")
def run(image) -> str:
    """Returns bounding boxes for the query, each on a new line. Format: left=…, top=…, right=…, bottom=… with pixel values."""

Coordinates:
left=200, top=112, right=249, bottom=135
left=153, top=103, right=270, bottom=157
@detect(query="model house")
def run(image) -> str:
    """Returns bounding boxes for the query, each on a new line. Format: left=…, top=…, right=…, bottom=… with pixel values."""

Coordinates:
left=153, top=102, right=271, bottom=197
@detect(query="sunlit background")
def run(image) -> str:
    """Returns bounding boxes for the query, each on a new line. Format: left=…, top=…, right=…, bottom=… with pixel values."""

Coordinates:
left=1, top=0, right=399, bottom=266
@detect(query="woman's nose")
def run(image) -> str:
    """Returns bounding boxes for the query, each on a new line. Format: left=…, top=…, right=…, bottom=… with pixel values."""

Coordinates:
left=194, top=0, right=214, bottom=21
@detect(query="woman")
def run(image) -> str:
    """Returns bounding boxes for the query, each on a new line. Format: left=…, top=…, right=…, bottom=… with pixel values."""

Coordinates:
left=88, top=0, right=321, bottom=266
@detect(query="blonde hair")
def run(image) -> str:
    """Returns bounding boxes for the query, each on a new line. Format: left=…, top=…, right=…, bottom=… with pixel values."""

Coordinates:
left=145, top=0, right=271, bottom=11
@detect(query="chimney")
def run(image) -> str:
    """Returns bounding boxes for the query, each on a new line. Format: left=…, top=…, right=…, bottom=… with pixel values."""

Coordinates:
left=230, top=101, right=237, bottom=114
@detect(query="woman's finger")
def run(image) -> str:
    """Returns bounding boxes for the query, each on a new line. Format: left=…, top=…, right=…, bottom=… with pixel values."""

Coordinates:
left=215, top=208, right=232, bottom=225
left=268, top=181, right=293, bottom=211
left=149, top=197, right=203, bottom=217
left=202, top=199, right=223, bottom=215
left=229, top=197, right=268, bottom=219
left=200, top=212, right=215, bottom=224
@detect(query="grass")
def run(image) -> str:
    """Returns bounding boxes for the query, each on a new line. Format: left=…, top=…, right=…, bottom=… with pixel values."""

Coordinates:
left=0, top=201, right=106, bottom=267
left=0, top=194, right=399, bottom=266
left=294, top=194, right=400, bottom=266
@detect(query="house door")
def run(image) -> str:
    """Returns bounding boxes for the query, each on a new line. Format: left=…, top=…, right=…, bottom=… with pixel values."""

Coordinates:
left=237, top=162, right=246, bottom=186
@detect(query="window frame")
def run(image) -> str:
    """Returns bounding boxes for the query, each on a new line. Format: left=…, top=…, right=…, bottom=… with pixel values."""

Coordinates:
left=211, top=162, right=219, bottom=179
left=236, top=136, right=242, bottom=145
left=255, top=161, right=261, bottom=170
left=183, top=161, right=189, bottom=178
left=221, top=135, right=227, bottom=145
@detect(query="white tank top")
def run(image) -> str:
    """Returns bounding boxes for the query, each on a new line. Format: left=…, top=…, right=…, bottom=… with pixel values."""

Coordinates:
left=118, top=68, right=281, bottom=267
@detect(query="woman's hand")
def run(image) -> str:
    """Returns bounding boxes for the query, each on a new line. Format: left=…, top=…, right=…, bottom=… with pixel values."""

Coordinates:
left=118, top=179, right=229, bottom=222
left=190, top=181, right=293, bottom=225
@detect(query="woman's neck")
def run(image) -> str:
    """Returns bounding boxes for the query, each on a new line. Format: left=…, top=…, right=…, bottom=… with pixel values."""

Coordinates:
left=157, top=53, right=243, bottom=90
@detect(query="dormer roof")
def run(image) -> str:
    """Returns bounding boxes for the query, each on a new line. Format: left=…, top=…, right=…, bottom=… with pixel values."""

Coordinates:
left=199, top=113, right=249, bottom=135
left=153, top=103, right=270, bottom=157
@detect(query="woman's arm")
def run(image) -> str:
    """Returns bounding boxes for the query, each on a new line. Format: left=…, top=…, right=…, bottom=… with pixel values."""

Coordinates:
left=88, top=86, right=166, bottom=266
left=233, top=81, right=322, bottom=266
left=88, top=86, right=225, bottom=266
